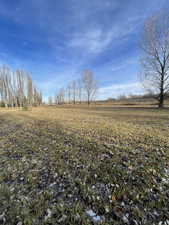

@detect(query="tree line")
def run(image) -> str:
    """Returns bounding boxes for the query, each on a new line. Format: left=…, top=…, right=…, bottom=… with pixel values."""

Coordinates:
left=49, top=69, right=98, bottom=105
left=0, top=65, right=42, bottom=107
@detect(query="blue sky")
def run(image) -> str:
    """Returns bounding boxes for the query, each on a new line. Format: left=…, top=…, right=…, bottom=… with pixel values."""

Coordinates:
left=0, top=0, right=168, bottom=100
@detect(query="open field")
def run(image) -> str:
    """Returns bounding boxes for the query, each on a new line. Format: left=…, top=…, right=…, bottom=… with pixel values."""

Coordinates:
left=0, top=105, right=169, bottom=224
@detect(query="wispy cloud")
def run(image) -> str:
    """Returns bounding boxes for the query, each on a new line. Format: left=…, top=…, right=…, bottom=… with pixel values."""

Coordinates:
left=111, top=58, right=139, bottom=72
left=98, top=82, right=144, bottom=100
left=68, top=17, right=142, bottom=55
left=35, top=67, right=80, bottom=96
left=69, top=29, right=113, bottom=54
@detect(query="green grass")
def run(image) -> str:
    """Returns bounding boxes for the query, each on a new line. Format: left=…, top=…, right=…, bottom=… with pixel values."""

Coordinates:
left=0, top=105, right=169, bottom=224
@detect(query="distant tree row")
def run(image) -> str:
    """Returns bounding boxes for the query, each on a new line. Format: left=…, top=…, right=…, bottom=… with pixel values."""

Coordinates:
left=49, top=70, right=98, bottom=105
left=0, top=65, right=42, bottom=107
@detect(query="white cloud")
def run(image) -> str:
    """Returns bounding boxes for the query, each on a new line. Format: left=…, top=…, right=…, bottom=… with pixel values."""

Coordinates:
left=98, top=82, right=144, bottom=100
left=111, top=58, right=139, bottom=72
left=69, top=28, right=113, bottom=54
left=68, top=16, right=142, bottom=55
left=35, top=67, right=80, bottom=96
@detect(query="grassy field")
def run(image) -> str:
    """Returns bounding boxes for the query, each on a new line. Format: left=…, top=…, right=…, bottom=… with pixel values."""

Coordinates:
left=0, top=105, right=169, bottom=225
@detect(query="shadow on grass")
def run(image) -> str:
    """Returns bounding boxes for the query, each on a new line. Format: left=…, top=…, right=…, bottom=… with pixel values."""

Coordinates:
left=0, top=113, right=169, bottom=224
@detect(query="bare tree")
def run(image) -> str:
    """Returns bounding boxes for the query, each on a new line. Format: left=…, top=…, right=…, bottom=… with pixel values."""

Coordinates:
left=0, top=65, right=42, bottom=108
left=67, top=84, right=71, bottom=104
left=82, top=70, right=98, bottom=105
left=16, top=69, right=26, bottom=107
left=27, top=75, right=33, bottom=106
left=56, top=88, right=65, bottom=105
left=60, top=88, right=65, bottom=104
left=140, top=12, right=169, bottom=108
left=77, top=79, right=83, bottom=104
left=48, top=96, right=53, bottom=105
left=71, top=81, right=77, bottom=104
left=0, top=66, right=11, bottom=107
left=54, top=93, right=58, bottom=105
left=33, top=87, right=42, bottom=106
left=38, top=91, right=43, bottom=105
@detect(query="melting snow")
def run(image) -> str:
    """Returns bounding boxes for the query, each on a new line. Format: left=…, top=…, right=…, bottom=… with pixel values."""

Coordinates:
left=86, top=209, right=102, bottom=222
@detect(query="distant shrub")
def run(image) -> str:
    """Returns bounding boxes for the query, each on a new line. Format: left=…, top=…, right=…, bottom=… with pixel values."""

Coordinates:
left=22, top=105, right=29, bottom=111
left=0, top=102, right=6, bottom=107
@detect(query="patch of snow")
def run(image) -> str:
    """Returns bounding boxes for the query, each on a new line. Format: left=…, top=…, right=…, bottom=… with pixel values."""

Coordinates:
left=86, top=209, right=103, bottom=222
left=45, top=209, right=52, bottom=221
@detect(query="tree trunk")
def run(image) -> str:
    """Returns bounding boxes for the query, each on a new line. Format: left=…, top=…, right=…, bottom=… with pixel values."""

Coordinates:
left=158, top=73, right=164, bottom=108
left=158, top=92, right=164, bottom=108
left=87, top=95, right=90, bottom=106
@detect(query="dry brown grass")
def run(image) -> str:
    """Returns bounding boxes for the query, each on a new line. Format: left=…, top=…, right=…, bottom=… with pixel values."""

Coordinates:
left=0, top=104, right=169, bottom=224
